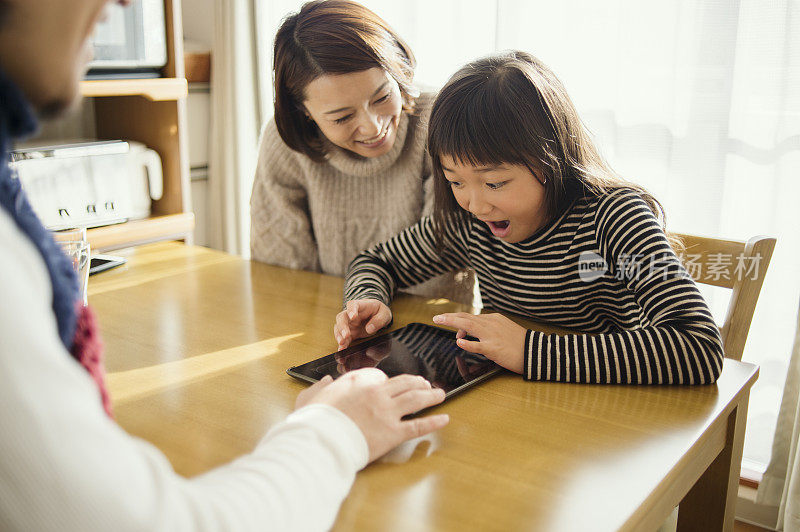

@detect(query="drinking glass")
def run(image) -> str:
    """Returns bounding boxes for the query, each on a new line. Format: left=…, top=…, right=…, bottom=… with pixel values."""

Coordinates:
left=52, top=228, right=90, bottom=305
left=51, top=227, right=87, bottom=244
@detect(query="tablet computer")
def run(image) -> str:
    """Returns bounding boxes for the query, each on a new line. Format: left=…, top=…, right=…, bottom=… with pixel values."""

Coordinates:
left=89, top=254, right=127, bottom=275
left=287, top=322, right=502, bottom=399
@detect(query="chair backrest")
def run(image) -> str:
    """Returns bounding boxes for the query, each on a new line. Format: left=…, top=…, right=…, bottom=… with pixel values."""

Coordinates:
left=674, top=233, right=776, bottom=361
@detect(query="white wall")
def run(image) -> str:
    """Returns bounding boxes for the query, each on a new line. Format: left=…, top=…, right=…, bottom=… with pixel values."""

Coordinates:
left=182, top=0, right=214, bottom=50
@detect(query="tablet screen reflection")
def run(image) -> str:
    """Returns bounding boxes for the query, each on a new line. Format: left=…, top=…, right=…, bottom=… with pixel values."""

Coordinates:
left=318, top=323, right=497, bottom=393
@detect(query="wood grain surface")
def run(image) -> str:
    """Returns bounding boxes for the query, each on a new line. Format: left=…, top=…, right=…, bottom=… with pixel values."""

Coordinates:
left=89, top=243, right=758, bottom=531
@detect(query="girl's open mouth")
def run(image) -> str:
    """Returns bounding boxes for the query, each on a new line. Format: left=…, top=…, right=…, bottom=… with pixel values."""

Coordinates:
left=486, top=220, right=511, bottom=238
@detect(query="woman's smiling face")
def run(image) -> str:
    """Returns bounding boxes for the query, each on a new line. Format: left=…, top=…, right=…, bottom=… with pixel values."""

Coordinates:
left=302, top=68, right=403, bottom=158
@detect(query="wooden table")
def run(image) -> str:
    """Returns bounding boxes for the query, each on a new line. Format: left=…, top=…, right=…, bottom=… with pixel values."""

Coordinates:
left=89, top=243, right=758, bottom=532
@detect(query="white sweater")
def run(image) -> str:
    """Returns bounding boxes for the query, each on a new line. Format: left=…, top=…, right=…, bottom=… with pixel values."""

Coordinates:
left=0, top=209, right=368, bottom=531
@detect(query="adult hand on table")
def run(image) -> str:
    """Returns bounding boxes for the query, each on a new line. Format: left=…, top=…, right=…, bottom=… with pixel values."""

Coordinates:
left=295, top=368, right=449, bottom=462
left=334, top=299, right=392, bottom=350
left=433, top=312, right=527, bottom=374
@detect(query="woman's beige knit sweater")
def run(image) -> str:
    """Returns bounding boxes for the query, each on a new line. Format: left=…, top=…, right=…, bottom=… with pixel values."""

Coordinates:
left=250, top=92, right=473, bottom=303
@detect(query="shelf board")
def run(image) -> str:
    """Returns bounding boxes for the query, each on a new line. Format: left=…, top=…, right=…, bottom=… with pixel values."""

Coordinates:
left=80, top=78, right=188, bottom=101
left=88, top=213, right=195, bottom=252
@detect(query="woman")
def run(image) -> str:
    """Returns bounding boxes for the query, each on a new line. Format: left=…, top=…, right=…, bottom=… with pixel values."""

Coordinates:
left=250, top=0, right=472, bottom=302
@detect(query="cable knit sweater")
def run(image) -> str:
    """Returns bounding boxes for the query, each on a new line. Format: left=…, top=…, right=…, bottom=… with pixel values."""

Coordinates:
left=250, top=91, right=473, bottom=304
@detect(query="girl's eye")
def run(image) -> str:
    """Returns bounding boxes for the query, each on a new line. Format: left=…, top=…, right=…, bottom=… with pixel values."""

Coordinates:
left=486, top=181, right=508, bottom=190
left=447, top=180, right=462, bottom=188
left=333, top=114, right=353, bottom=125
left=374, top=93, right=390, bottom=104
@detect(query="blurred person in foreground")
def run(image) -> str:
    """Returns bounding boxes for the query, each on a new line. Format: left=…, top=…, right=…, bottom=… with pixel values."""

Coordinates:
left=0, top=1, right=448, bottom=530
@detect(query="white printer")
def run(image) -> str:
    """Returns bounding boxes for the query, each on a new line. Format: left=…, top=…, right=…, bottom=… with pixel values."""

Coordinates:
left=11, top=140, right=163, bottom=230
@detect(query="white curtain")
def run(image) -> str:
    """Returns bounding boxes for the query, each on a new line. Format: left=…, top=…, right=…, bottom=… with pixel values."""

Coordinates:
left=249, top=0, right=800, bottom=513
left=485, top=0, right=800, bottom=482
left=208, top=0, right=264, bottom=255
left=759, top=304, right=800, bottom=531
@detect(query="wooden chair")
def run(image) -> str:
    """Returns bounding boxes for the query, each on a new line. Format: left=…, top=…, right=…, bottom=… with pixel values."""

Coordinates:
left=674, top=233, right=776, bottom=361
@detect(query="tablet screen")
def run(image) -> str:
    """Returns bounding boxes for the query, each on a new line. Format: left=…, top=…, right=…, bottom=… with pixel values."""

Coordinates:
left=89, top=254, right=127, bottom=275
left=287, top=323, right=501, bottom=397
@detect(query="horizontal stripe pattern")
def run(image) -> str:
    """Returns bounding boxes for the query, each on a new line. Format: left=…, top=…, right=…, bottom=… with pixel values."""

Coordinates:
left=345, top=189, right=724, bottom=385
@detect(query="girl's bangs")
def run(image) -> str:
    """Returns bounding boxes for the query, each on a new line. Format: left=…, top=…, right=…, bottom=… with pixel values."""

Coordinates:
left=429, top=83, right=540, bottom=170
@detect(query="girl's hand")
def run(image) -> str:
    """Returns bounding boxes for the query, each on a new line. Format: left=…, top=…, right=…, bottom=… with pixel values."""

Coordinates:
left=432, top=312, right=526, bottom=374
left=334, top=299, right=392, bottom=350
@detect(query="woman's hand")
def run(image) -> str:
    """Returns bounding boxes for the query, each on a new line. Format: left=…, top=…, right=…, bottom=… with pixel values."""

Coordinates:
left=432, top=312, right=526, bottom=374
left=295, top=368, right=449, bottom=463
left=334, top=299, right=392, bottom=350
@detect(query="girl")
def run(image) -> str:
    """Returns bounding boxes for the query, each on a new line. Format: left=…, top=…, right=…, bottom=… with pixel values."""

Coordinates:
left=250, top=0, right=471, bottom=303
left=334, top=51, right=724, bottom=385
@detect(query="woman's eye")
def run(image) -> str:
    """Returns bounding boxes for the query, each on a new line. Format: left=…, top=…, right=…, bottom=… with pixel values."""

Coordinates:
left=374, top=93, right=390, bottom=104
left=486, top=181, right=508, bottom=190
left=333, top=114, right=353, bottom=125
left=447, top=180, right=462, bottom=188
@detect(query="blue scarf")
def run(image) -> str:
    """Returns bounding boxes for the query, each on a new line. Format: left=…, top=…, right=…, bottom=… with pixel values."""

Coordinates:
left=0, top=68, right=79, bottom=350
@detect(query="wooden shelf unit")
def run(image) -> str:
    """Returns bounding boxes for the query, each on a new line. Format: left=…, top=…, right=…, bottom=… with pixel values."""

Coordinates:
left=89, top=213, right=195, bottom=252
left=84, top=0, right=193, bottom=252
left=80, top=78, right=188, bottom=101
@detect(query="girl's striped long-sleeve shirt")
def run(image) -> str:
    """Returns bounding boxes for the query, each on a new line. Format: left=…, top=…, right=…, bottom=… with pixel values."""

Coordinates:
left=344, top=188, right=725, bottom=385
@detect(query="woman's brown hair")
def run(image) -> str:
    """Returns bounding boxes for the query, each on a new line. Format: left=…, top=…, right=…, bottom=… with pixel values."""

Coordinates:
left=428, top=50, right=682, bottom=252
left=273, top=0, right=418, bottom=162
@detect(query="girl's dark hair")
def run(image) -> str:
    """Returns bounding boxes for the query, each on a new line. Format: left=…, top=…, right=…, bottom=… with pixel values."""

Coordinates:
left=428, top=50, right=681, bottom=251
left=273, top=0, right=418, bottom=162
